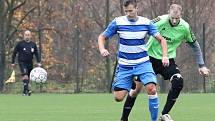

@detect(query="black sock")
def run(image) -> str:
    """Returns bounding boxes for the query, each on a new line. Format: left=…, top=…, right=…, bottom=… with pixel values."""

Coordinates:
left=162, top=89, right=178, bottom=115
left=23, top=79, right=29, bottom=94
left=131, top=81, right=136, bottom=90
left=162, top=76, right=183, bottom=115
left=121, top=95, right=136, bottom=121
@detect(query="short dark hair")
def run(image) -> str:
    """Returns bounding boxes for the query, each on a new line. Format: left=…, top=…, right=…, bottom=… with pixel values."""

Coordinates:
left=123, top=0, right=137, bottom=7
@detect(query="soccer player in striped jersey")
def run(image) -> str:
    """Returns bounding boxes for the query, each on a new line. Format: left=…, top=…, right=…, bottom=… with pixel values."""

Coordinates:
left=120, top=4, right=210, bottom=121
left=98, top=0, right=169, bottom=121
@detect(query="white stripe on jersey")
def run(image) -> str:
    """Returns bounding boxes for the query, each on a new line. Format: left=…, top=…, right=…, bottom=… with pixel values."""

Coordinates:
left=119, top=44, right=146, bottom=53
left=118, top=56, right=149, bottom=66
left=118, top=31, right=147, bottom=39
left=116, top=16, right=151, bottom=25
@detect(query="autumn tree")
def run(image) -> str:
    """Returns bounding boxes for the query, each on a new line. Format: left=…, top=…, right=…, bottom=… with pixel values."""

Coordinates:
left=0, top=0, right=35, bottom=91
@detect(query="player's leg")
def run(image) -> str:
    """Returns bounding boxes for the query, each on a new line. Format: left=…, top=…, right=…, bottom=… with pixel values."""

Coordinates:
left=26, top=62, right=33, bottom=96
left=141, top=72, right=158, bottom=121
left=161, top=73, right=183, bottom=117
left=113, top=89, right=128, bottom=102
left=112, top=66, right=133, bottom=102
left=160, top=60, right=183, bottom=121
left=120, top=78, right=142, bottom=121
left=22, top=75, right=29, bottom=96
left=19, top=62, right=29, bottom=95
left=112, top=66, right=134, bottom=121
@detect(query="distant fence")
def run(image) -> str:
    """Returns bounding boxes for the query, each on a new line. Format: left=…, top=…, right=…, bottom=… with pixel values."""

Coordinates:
left=157, top=73, right=215, bottom=93
left=181, top=72, right=215, bottom=93
left=3, top=73, right=215, bottom=94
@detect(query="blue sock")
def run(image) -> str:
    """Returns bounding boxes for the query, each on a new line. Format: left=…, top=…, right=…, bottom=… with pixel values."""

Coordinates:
left=148, top=94, right=159, bottom=121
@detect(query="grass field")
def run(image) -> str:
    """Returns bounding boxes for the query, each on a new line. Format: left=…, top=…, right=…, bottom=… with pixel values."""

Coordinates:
left=0, top=93, right=215, bottom=121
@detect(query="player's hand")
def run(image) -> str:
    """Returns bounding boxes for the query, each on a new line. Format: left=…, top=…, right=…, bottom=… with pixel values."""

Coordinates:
left=162, top=56, right=169, bottom=67
left=37, top=63, right=42, bottom=67
left=100, top=49, right=110, bottom=57
left=199, top=66, right=210, bottom=76
left=11, top=64, right=15, bottom=69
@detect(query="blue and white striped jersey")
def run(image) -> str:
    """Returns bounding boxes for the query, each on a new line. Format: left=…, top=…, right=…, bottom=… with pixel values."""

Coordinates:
left=103, top=16, right=159, bottom=66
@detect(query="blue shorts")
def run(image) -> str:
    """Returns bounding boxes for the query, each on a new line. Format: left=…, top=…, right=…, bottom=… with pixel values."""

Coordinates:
left=112, top=61, right=157, bottom=91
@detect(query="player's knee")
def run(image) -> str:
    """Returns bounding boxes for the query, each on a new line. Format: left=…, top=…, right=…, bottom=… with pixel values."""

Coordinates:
left=114, top=96, right=124, bottom=102
left=131, top=83, right=142, bottom=96
left=23, top=79, right=29, bottom=83
left=129, top=89, right=139, bottom=97
left=146, top=83, right=157, bottom=95
left=22, top=75, right=29, bottom=80
left=170, top=74, right=183, bottom=91
left=113, top=90, right=127, bottom=102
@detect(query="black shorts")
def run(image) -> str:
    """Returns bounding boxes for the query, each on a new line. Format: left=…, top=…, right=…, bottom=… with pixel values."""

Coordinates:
left=18, top=61, right=33, bottom=76
left=149, top=56, right=180, bottom=80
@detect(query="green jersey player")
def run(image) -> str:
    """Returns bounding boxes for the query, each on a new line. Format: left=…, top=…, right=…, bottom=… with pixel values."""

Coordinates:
left=120, top=4, right=210, bottom=121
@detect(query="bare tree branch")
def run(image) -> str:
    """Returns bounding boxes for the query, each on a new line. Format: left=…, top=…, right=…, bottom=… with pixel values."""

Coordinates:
left=6, top=7, right=36, bottom=42
left=3, top=0, right=10, bottom=18
left=5, top=0, right=9, bottom=7
left=87, top=2, right=104, bottom=30
left=12, top=0, right=26, bottom=12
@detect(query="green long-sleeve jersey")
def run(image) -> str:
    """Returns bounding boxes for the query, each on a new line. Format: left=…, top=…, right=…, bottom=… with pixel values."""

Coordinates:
left=146, top=14, right=196, bottom=59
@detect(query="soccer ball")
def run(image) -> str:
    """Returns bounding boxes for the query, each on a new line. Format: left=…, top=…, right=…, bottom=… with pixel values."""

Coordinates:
left=30, top=67, right=47, bottom=83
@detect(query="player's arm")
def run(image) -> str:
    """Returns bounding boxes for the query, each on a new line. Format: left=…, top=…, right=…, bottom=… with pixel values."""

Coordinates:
left=188, top=41, right=204, bottom=67
left=98, top=19, right=117, bottom=57
left=11, top=43, right=19, bottom=67
left=188, top=41, right=210, bottom=76
left=148, top=21, right=169, bottom=66
left=33, top=43, right=41, bottom=66
left=98, top=34, right=110, bottom=57
left=154, top=34, right=169, bottom=66
left=186, top=26, right=210, bottom=76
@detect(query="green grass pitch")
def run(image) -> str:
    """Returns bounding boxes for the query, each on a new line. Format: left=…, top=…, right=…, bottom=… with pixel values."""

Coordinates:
left=0, top=93, right=215, bottom=121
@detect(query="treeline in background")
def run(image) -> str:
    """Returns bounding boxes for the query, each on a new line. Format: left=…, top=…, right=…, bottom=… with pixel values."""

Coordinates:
left=0, top=0, right=215, bottom=93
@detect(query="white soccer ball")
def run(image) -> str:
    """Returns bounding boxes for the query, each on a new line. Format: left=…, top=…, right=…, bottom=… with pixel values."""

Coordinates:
left=30, top=67, right=47, bottom=83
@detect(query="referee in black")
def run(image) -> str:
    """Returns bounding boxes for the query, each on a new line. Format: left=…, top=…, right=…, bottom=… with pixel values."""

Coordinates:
left=11, top=30, right=41, bottom=96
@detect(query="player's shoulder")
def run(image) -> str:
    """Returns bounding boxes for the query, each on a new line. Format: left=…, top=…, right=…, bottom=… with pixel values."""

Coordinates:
left=114, top=16, right=126, bottom=25
left=15, top=40, right=22, bottom=47
left=138, top=16, right=151, bottom=25
left=18, top=40, right=25, bottom=44
left=151, top=14, right=168, bottom=24
left=178, top=18, right=191, bottom=33
left=30, top=41, right=37, bottom=45
left=179, top=18, right=190, bottom=28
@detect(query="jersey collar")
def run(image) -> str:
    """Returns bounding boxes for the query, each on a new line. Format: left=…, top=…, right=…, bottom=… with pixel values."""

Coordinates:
left=168, top=19, right=180, bottom=27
